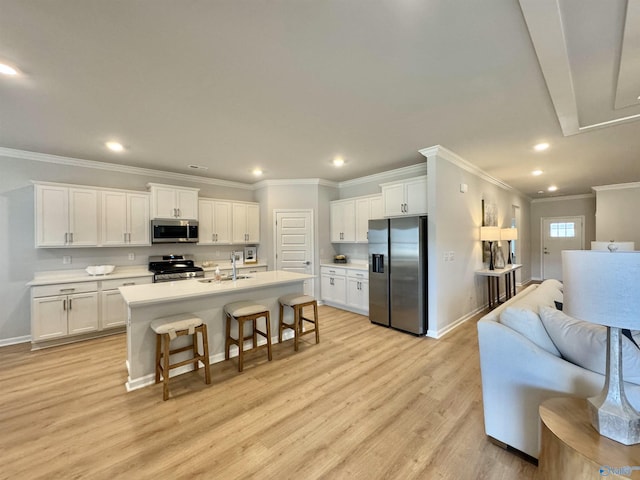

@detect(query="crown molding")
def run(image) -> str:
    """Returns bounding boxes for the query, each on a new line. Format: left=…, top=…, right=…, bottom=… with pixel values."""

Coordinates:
left=253, top=178, right=338, bottom=189
left=592, top=182, right=640, bottom=192
left=338, top=163, right=427, bottom=188
left=0, top=147, right=253, bottom=190
left=531, top=193, right=595, bottom=203
left=419, top=145, right=524, bottom=196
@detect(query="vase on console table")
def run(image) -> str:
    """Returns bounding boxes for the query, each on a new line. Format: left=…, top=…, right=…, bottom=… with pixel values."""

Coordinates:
left=494, top=245, right=506, bottom=269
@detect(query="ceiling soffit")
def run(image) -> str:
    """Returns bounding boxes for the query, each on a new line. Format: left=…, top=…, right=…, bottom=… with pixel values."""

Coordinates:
left=519, top=0, right=640, bottom=136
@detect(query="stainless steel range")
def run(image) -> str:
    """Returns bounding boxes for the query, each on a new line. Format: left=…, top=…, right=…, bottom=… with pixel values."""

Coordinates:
left=148, top=254, right=204, bottom=283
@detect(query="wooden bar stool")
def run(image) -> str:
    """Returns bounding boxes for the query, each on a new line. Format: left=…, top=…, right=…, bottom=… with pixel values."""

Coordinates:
left=224, top=301, right=272, bottom=372
left=278, top=293, right=319, bottom=351
left=150, top=313, right=211, bottom=401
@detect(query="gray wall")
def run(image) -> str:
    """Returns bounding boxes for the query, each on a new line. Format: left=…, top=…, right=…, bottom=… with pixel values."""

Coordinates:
left=529, top=195, right=596, bottom=280
left=595, top=186, right=640, bottom=245
left=425, top=152, right=531, bottom=337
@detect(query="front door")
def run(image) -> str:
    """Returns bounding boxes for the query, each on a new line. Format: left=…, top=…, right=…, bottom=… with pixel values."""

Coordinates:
left=542, top=216, right=584, bottom=280
left=275, top=210, right=314, bottom=296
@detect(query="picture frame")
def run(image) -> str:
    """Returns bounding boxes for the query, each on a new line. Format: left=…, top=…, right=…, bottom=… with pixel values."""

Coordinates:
left=243, top=246, right=257, bottom=264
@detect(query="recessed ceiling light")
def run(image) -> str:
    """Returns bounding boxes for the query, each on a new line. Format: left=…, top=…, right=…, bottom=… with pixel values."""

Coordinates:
left=252, top=168, right=263, bottom=176
left=538, top=190, right=544, bottom=194
left=333, top=157, right=345, bottom=167
left=548, top=185, right=558, bottom=192
left=105, top=141, right=124, bottom=152
left=534, top=143, right=550, bottom=151
left=0, top=63, right=18, bottom=76
left=188, top=164, right=208, bottom=170
left=532, top=169, right=543, bottom=176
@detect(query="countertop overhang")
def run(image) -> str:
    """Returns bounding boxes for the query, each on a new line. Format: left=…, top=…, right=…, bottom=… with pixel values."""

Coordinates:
left=119, top=270, right=314, bottom=307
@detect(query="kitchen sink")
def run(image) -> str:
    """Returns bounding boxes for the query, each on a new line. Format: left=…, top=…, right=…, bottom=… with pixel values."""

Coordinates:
left=198, top=275, right=252, bottom=283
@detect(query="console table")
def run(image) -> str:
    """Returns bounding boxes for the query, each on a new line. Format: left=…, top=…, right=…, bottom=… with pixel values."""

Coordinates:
left=475, top=264, right=522, bottom=309
left=539, top=397, right=640, bottom=479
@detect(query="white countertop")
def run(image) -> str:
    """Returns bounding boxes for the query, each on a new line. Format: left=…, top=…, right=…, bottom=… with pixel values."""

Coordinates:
left=320, top=262, right=368, bottom=271
left=27, top=266, right=153, bottom=286
left=119, top=270, right=314, bottom=307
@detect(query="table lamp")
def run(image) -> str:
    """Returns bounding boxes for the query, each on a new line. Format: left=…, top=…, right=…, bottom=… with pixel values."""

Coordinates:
left=563, top=250, right=640, bottom=445
left=480, top=226, right=500, bottom=270
left=500, top=228, right=518, bottom=264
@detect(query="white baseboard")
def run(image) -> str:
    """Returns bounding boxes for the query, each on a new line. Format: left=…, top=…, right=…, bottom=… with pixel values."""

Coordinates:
left=426, top=304, right=487, bottom=339
left=0, top=335, right=31, bottom=347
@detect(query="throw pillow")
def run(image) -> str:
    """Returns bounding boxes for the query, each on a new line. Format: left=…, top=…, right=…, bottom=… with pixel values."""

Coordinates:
left=539, top=306, right=640, bottom=385
left=499, top=306, right=561, bottom=357
left=555, top=301, right=563, bottom=311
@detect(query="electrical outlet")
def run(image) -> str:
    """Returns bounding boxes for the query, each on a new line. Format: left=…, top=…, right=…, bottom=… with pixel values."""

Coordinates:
left=449, top=251, right=455, bottom=261
left=128, top=253, right=135, bottom=261
left=62, top=255, right=72, bottom=265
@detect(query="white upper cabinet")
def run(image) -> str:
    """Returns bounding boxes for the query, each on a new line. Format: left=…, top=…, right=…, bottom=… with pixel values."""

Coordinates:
left=35, top=184, right=98, bottom=247
left=232, top=202, right=260, bottom=244
left=381, top=176, right=428, bottom=217
left=355, top=194, right=383, bottom=243
left=101, top=191, right=150, bottom=246
left=148, top=183, right=199, bottom=220
left=330, top=199, right=356, bottom=243
left=198, top=199, right=232, bottom=245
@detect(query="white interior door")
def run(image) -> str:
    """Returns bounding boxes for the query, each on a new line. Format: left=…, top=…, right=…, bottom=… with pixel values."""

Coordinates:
left=275, top=210, right=314, bottom=296
left=542, top=216, right=584, bottom=281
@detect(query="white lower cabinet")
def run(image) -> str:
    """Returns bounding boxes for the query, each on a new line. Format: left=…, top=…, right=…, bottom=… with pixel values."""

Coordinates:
left=346, top=270, right=369, bottom=312
left=32, top=282, right=99, bottom=341
left=31, top=275, right=152, bottom=347
left=100, top=277, right=153, bottom=329
left=321, top=266, right=368, bottom=314
left=321, top=267, right=347, bottom=304
left=204, top=265, right=268, bottom=278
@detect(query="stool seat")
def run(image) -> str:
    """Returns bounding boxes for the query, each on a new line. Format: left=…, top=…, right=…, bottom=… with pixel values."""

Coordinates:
left=224, top=301, right=269, bottom=318
left=278, top=293, right=316, bottom=307
left=224, top=302, right=272, bottom=372
left=151, top=313, right=203, bottom=338
left=278, top=294, right=319, bottom=351
left=151, top=313, right=211, bottom=401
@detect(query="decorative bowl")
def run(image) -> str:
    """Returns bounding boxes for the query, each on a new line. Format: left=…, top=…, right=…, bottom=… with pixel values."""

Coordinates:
left=86, top=265, right=115, bottom=276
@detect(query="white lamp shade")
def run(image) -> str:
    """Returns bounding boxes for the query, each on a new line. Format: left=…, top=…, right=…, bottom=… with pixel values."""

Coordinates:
left=480, top=226, right=500, bottom=241
left=500, top=228, right=518, bottom=241
left=562, top=250, right=640, bottom=329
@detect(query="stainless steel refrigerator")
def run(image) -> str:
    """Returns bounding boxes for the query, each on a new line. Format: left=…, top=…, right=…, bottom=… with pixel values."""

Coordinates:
left=368, top=216, right=427, bottom=335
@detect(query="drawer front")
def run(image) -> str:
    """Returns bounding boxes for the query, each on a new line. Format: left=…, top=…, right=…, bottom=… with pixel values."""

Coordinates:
left=320, top=266, right=346, bottom=277
left=32, top=281, right=99, bottom=298
left=101, top=276, right=153, bottom=290
left=347, top=269, right=368, bottom=280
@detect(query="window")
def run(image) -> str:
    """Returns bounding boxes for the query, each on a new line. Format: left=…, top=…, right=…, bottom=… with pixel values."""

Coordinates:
left=549, top=222, right=575, bottom=238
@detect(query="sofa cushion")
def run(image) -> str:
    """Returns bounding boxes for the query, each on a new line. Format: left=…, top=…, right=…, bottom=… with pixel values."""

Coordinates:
left=500, top=306, right=561, bottom=356
left=539, top=306, right=640, bottom=385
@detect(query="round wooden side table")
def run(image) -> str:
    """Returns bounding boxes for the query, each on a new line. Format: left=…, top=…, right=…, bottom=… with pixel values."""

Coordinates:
left=539, top=397, right=640, bottom=479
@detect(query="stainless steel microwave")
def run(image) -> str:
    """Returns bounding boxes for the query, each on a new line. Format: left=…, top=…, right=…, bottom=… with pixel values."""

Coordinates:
left=151, top=219, right=199, bottom=244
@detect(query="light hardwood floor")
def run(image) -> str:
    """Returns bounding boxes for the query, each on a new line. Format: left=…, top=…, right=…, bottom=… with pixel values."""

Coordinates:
left=0, top=306, right=538, bottom=480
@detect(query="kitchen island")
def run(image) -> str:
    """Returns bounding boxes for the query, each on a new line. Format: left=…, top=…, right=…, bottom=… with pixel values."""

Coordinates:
left=119, top=270, right=314, bottom=391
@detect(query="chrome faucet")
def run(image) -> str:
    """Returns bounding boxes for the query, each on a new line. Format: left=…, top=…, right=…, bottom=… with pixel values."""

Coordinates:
left=231, top=251, right=237, bottom=281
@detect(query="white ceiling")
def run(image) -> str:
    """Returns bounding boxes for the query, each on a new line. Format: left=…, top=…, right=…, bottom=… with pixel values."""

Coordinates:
left=1, top=0, right=640, bottom=197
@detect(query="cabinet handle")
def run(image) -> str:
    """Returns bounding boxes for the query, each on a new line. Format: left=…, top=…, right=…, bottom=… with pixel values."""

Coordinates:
left=59, top=288, right=75, bottom=293
left=178, top=208, right=182, bottom=217
left=124, top=233, right=128, bottom=243
left=69, top=232, right=74, bottom=243
left=63, top=299, right=66, bottom=311
left=330, top=278, right=334, bottom=286
left=65, top=232, right=68, bottom=244
left=123, top=282, right=135, bottom=286
left=68, top=299, right=72, bottom=310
